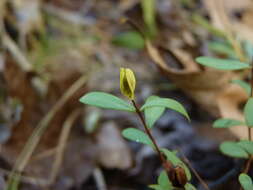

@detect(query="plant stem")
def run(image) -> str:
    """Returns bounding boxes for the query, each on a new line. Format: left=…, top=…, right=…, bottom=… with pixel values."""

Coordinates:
left=251, top=66, right=253, bottom=97
left=180, top=151, right=210, bottom=190
left=131, top=100, right=173, bottom=172
left=243, top=156, right=253, bottom=174
left=244, top=66, right=253, bottom=167
left=248, top=128, right=252, bottom=141
left=131, top=100, right=210, bottom=190
left=240, top=65, right=253, bottom=190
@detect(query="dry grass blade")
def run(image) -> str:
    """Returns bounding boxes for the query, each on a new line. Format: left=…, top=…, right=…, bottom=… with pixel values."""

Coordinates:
left=0, top=10, right=32, bottom=73
left=0, top=168, right=47, bottom=186
left=5, top=74, right=88, bottom=189
left=49, top=109, right=82, bottom=184
left=42, top=4, right=93, bottom=26
left=93, top=167, right=107, bottom=190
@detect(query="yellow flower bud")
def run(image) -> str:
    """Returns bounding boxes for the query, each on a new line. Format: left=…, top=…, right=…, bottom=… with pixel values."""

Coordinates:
left=120, top=68, right=136, bottom=100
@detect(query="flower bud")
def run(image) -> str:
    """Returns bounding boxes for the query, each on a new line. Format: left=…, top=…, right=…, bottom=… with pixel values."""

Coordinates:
left=120, top=68, right=136, bottom=100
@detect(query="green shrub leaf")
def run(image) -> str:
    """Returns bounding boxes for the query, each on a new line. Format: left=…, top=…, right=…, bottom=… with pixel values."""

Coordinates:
left=144, top=96, right=165, bottom=128
left=79, top=92, right=135, bottom=112
left=149, top=170, right=173, bottom=190
left=184, top=183, right=197, bottom=190
left=243, top=40, right=253, bottom=61
left=208, top=41, right=235, bottom=58
left=239, top=173, right=253, bottom=190
left=213, top=118, right=244, bottom=128
left=231, top=80, right=251, bottom=96
left=141, top=97, right=190, bottom=120
left=220, top=141, right=249, bottom=159
left=238, top=140, right=253, bottom=155
left=195, top=57, right=251, bottom=70
left=149, top=184, right=164, bottom=190
left=244, top=98, right=253, bottom=127
left=112, top=31, right=145, bottom=49
left=158, top=171, right=172, bottom=189
left=192, top=14, right=225, bottom=37
left=122, top=128, right=153, bottom=147
left=161, top=149, right=191, bottom=180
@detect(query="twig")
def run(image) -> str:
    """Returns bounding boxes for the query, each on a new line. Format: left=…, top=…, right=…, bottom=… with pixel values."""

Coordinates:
left=208, top=160, right=243, bottom=189
left=0, top=17, right=32, bottom=72
left=131, top=100, right=173, bottom=172
left=42, top=4, right=94, bottom=26
left=49, top=109, right=82, bottom=184
left=243, top=156, right=253, bottom=174
left=180, top=152, right=210, bottom=190
left=240, top=63, right=253, bottom=190
left=31, top=148, right=57, bottom=161
left=248, top=128, right=252, bottom=141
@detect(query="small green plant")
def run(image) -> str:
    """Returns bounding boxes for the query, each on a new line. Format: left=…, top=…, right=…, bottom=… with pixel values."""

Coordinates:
left=195, top=41, right=253, bottom=190
left=80, top=68, right=197, bottom=190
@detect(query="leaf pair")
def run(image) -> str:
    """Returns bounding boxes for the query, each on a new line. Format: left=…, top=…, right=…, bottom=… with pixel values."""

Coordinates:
left=220, top=140, right=253, bottom=159
left=213, top=119, right=244, bottom=128
left=80, top=92, right=189, bottom=122
left=142, top=96, right=190, bottom=123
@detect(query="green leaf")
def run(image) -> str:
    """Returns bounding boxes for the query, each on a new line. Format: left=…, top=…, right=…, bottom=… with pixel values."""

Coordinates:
left=144, top=96, right=166, bottom=128
left=231, top=80, right=251, bottom=96
left=149, top=171, right=174, bottom=190
left=149, top=171, right=173, bottom=190
left=79, top=92, right=135, bottom=112
left=161, top=149, right=191, bottom=180
left=141, top=0, right=157, bottom=37
left=239, top=173, right=253, bottom=190
left=213, top=118, right=244, bottom=128
left=141, top=97, right=190, bottom=121
left=122, top=128, right=153, bottom=146
left=243, top=40, right=253, bottom=61
left=149, top=185, right=164, bottom=190
left=208, top=41, right=235, bottom=58
left=158, top=171, right=173, bottom=189
left=192, top=14, right=225, bottom=38
left=237, top=140, right=253, bottom=155
left=184, top=183, right=197, bottom=190
left=244, top=98, right=253, bottom=127
left=220, top=141, right=249, bottom=159
left=112, top=31, right=145, bottom=49
left=195, top=57, right=251, bottom=70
